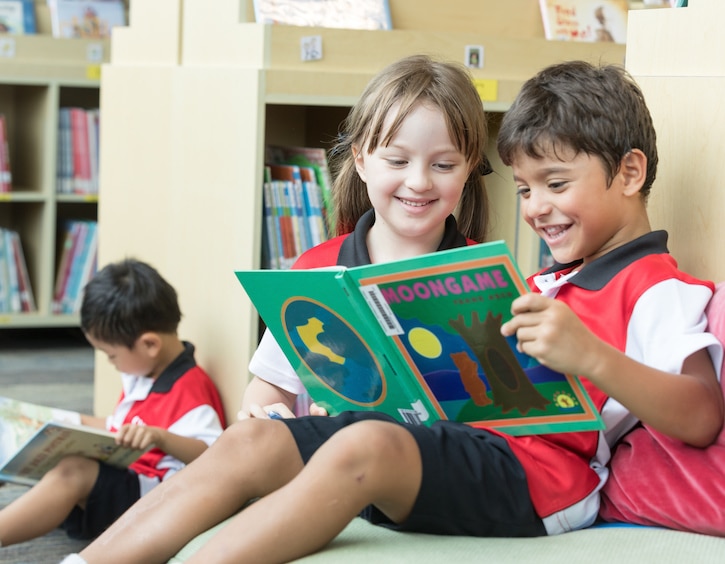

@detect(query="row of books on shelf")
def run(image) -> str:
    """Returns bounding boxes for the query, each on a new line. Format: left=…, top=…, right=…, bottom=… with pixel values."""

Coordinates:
left=262, top=145, right=334, bottom=270
left=52, top=219, right=97, bottom=314
left=0, top=0, right=126, bottom=38
left=0, top=227, right=35, bottom=313
left=57, top=107, right=100, bottom=195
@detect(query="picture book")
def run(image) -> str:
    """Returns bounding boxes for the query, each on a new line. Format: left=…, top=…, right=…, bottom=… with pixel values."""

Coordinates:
left=47, top=0, right=126, bottom=39
left=0, top=396, right=146, bottom=486
left=254, top=0, right=392, bottom=30
left=538, top=0, right=628, bottom=44
left=0, top=0, right=37, bottom=34
left=236, top=241, right=604, bottom=436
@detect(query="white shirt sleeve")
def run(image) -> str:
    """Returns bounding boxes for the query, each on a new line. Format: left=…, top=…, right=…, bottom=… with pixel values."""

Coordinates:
left=248, top=328, right=307, bottom=395
left=627, top=278, right=722, bottom=379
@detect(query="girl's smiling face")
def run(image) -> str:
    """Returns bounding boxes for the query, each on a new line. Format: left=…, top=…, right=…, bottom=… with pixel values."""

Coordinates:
left=353, top=102, right=471, bottom=260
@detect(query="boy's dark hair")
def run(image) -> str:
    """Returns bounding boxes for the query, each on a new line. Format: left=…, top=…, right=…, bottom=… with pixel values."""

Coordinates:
left=497, top=61, right=658, bottom=199
left=80, top=258, right=182, bottom=348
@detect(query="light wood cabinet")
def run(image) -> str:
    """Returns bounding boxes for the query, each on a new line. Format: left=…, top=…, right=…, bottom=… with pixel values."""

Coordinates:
left=627, top=0, right=725, bottom=283
left=96, top=0, right=626, bottom=420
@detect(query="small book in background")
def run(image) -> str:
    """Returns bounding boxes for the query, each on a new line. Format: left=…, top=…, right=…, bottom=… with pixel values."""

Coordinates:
left=0, top=396, right=147, bottom=487
left=539, top=0, right=628, bottom=44
left=47, top=0, right=126, bottom=39
left=253, top=0, right=392, bottom=30
left=236, top=241, right=604, bottom=436
left=52, top=220, right=98, bottom=314
left=0, top=228, right=35, bottom=313
left=0, top=0, right=37, bottom=34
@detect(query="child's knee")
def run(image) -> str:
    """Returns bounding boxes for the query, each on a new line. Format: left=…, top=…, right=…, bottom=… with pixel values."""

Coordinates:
left=215, top=418, right=291, bottom=452
left=323, top=421, right=415, bottom=469
left=49, top=455, right=100, bottom=489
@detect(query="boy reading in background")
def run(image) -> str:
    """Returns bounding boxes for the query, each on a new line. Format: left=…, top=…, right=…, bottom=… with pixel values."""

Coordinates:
left=0, top=258, right=225, bottom=547
left=68, top=59, right=721, bottom=563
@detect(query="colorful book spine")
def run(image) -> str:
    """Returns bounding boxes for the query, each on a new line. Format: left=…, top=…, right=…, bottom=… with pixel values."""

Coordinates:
left=3, top=229, right=21, bottom=313
left=272, top=180, right=296, bottom=268
left=299, top=166, right=326, bottom=247
left=60, top=221, right=96, bottom=314
left=57, top=108, right=73, bottom=194
left=0, top=228, right=9, bottom=311
left=0, top=115, right=11, bottom=192
left=86, top=108, right=100, bottom=194
left=9, top=231, right=35, bottom=312
left=71, top=223, right=98, bottom=313
left=262, top=168, right=282, bottom=270
left=70, top=108, right=92, bottom=194
left=52, top=221, right=82, bottom=314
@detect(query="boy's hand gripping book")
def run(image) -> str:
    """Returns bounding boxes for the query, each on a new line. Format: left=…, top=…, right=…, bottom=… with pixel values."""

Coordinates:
left=236, top=241, right=604, bottom=436
left=0, top=396, right=148, bottom=486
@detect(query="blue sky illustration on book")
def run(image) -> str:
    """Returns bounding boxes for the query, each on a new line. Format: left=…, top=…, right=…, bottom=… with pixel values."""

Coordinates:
left=284, top=299, right=385, bottom=406
left=283, top=298, right=586, bottom=422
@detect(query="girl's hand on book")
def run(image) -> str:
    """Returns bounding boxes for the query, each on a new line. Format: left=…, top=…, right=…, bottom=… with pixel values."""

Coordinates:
left=309, top=403, right=328, bottom=417
left=239, top=402, right=296, bottom=420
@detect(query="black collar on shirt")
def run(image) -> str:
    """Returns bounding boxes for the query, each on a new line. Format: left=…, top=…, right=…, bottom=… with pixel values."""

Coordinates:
left=541, top=230, right=670, bottom=291
left=150, top=341, right=197, bottom=394
left=336, top=209, right=468, bottom=268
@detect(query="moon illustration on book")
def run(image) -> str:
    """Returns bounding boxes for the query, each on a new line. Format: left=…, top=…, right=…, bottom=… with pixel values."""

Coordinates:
left=407, top=327, right=442, bottom=359
left=283, top=298, right=386, bottom=405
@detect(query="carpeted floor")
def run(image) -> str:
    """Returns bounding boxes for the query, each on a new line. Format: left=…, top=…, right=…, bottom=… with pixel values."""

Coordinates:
left=0, top=329, right=95, bottom=564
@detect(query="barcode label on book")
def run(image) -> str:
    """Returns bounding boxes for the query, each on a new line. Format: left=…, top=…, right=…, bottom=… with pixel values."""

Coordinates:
left=398, top=409, right=423, bottom=425
left=359, top=285, right=403, bottom=336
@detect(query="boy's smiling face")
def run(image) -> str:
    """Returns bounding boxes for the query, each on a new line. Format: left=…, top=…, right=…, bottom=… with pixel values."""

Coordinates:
left=511, top=144, right=649, bottom=266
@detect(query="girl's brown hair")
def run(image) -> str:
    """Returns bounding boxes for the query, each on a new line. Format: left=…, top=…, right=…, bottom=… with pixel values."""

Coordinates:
left=328, top=54, right=490, bottom=242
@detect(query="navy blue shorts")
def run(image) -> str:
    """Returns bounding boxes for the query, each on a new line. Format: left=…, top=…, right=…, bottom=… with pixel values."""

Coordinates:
left=282, top=411, right=546, bottom=537
left=62, top=462, right=141, bottom=540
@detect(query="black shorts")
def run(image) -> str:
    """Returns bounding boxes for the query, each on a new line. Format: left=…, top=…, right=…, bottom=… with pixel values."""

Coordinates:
left=282, top=411, right=546, bottom=538
left=62, top=462, right=141, bottom=540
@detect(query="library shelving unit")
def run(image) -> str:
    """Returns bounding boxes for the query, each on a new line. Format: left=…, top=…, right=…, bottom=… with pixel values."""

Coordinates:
left=96, top=0, right=626, bottom=419
left=0, top=33, right=110, bottom=328
left=627, top=0, right=725, bottom=283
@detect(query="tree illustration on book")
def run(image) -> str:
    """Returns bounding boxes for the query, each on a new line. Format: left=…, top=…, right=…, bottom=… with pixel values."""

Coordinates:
left=449, top=311, right=550, bottom=415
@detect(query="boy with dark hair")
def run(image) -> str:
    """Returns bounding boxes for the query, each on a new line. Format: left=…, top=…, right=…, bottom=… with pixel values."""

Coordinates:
left=0, top=258, right=226, bottom=547
left=69, top=60, right=722, bottom=563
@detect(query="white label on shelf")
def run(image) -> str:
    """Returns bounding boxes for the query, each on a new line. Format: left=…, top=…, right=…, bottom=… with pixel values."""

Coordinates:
left=87, top=43, right=104, bottom=63
left=300, top=35, right=323, bottom=62
left=0, top=38, right=15, bottom=59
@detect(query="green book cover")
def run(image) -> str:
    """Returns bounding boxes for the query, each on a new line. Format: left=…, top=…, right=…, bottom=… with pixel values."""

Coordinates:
left=236, top=240, right=604, bottom=436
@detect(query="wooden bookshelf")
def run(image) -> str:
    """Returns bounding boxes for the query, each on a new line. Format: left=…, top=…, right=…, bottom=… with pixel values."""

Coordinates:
left=96, top=0, right=626, bottom=419
left=0, top=0, right=129, bottom=327
left=0, top=35, right=110, bottom=327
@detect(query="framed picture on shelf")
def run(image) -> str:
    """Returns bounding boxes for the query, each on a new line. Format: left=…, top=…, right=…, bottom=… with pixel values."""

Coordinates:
left=253, top=0, right=393, bottom=30
left=465, top=45, right=483, bottom=69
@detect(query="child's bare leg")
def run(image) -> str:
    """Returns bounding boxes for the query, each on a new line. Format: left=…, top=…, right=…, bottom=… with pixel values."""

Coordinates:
left=0, top=455, right=99, bottom=546
left=187, top=419, right=423, bottom=564
left=80, top=419, right=305, bottom=564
